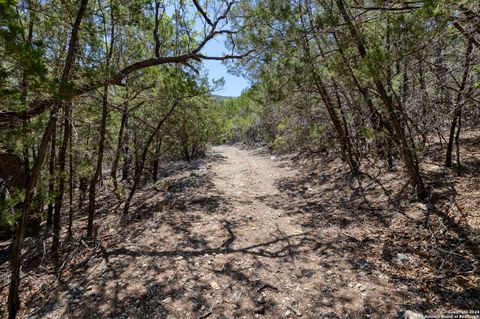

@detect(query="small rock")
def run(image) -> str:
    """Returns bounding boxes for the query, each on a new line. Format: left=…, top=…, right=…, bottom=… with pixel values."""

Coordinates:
left=254, top=306, right=265, bottom=314
left=68, top=282, right=79, bottom=290
left=355, top=283, right=365, bottom=292
left=256, top=295, right=266, bottom=304
left=393, top=253, right=410, bottom=266
left=210, top=281, right=220, bottom=290
left=162, top=297, right=173, bottom=303
left=287, top=305, right=302, bottom=317
left=87, top=257, right=95, bottom=266
left=233, top=291, right=242, bottom=303
left=85, top=285, right=99, bottom=297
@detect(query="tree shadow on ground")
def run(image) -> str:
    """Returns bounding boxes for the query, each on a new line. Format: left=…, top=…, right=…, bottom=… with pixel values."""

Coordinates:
left=257, top=156, right=480, bottom=314
left=27, top=221, right=315, bottom=318
left=126, top=170, right=230, bottom=227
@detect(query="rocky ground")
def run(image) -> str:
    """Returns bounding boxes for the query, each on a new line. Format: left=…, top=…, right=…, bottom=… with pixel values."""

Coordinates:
left=1, top=141, right=479, bottom=319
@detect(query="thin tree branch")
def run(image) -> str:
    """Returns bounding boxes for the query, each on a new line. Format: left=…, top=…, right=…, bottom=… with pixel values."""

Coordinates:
left=192, top=0, right=213, bottom=26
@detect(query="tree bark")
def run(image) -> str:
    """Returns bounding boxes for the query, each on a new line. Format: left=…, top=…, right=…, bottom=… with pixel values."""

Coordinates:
left=298, top=14, right=358, bottom=173
left=152, top=136, right=162, bottom=183
left=335, top=0, right=426, bottom=197
left=123, top=102, right=178, bottom=215
left=8, top=111, right=59, bottom=319
left=0, top=3, right=251, bottom=126
left=46, top=117, right=56, bottom=228
left=87, top=1, right=115, bottom=238
left=86, top=85, right=109, bottom=238
left=111, top=101, right=129, bottom=199
left=445, top=41, right=473, bottom=168
left=68, top=115, right=74, bottom=239
left=52, top=102, right=71, bottom=258
left=8, top=1, right=89, bottom=317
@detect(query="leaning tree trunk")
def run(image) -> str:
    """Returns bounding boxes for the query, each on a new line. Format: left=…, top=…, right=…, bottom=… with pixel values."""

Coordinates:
left=123, top=102, right=178, bottom=215
left=86, top=3, right=114, bottom=238
left=46, top=123, right=56, bottom=228
left=8, top=111, right=59, bottom=319
left=445, top=40, right=473, bottom=168
left=111, top=101, right=129, bottom=199
left=335, top=0, right=426, bottom=198
left=8, top=1, right=88, bottom=317
left=122, top=130, right=131, bottom=182
left=303, top=50, right=358, bottom=172
left=152, top=136, right=162, bottom=183
left=298, top=7, right=359, bottom=173
left=86, top=85, right=109, bottom=238
left=52, top=102, right=72, bottom=258
left=68, top=117, right=74, bottom=239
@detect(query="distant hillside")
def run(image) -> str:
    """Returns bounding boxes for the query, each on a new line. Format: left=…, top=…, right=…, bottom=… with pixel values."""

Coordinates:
left=211, top=94, right=235, bottom=102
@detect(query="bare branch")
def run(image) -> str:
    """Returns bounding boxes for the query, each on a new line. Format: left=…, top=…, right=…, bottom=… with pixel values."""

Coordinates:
left=195, top=50, right=255, bottom=61
left=0, top=1, right=249, bottom=126
left=153, top=0, right=165, bottom=58
left=192, top=0, right=213, bottom=26
left=453, top=22, right=480, bottom=48
left=181, top=61, right=200, bottom=74
left=350, top=5, right=422, bottom=12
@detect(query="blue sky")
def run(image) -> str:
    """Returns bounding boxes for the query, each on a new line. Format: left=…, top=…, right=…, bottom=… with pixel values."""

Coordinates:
left=202, top=37, right=250, bottom=97
left=164, top=3, right=250, bottom=97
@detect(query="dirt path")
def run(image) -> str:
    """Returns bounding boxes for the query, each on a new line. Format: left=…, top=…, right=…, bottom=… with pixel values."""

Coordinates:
left=210, top=145, right=303, bottom=252
left=9, top=144, right=470, bottom=319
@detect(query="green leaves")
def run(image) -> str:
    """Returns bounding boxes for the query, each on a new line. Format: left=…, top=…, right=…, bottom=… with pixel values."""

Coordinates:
left=0, top=187, right=24, bottom=226
left=359, top=45, right=389, bottom=80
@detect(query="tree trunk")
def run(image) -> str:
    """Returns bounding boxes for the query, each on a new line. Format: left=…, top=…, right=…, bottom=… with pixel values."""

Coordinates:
left=111, top=102, right=129, bottom=199
left=122, top=137, right=131, bottom=182
left=152, top=136, right=162, bottom=183
left=46, top=119, right=56, bottom=228
left=123, top=102, right=178, bottom=215
left=445, top=41, right=473, bottom=167
left=86, top=2, right=114, bottom=237
left=86, top=85, right=109, bottom=238
left=68, top=112, right=74, bottom=239
left=455, top=109, right=462, bottom=171
left=52, top=102, right=72, bottom=257
left=8, top=0, right=88, bottom=316
left=335, top=0, right=426, bottom=197
left=8, top=111, right=59, bottom=319
left=298, top=27, right=358, bottom=172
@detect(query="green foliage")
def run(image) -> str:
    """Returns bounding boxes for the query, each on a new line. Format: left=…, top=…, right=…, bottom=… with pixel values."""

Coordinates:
left=213, top=93, right=260, bottom=143
left=0, top=0, right=47, bottom=102
left=163, top=96, right=220, bottom=161
left=0, top=187, right=24, bottom=226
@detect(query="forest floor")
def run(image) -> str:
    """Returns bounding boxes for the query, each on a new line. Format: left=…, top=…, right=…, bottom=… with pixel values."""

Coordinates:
left=1, top=141, right=480, bottom=319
